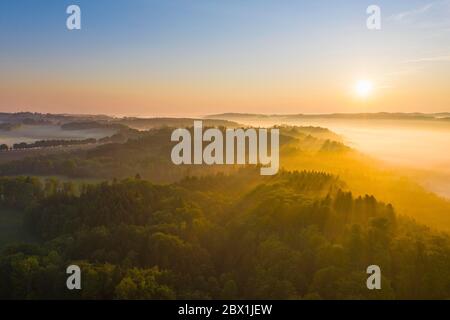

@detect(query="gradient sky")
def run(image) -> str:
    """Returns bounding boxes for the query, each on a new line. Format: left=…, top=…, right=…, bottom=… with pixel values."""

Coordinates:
left=0, top=0, right=449, bottom=116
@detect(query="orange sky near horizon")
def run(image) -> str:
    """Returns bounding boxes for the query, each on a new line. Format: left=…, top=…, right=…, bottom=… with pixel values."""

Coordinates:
left=1, top=1, right=449, bottom=116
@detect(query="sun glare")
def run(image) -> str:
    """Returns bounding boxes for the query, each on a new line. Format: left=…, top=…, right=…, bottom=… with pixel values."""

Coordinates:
left=354, top=80, right=373, bottom=98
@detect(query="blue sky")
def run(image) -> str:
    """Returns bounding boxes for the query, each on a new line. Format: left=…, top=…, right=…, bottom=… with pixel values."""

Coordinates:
left=0, top=0, right=449, bottom=115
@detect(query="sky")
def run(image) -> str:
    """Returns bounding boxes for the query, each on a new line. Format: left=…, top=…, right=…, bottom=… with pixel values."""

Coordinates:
left=0, top=0, right=449, bottom=116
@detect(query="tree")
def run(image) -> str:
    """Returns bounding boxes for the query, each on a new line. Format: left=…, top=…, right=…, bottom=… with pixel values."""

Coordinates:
left=115, top=268, right=175, bottom=300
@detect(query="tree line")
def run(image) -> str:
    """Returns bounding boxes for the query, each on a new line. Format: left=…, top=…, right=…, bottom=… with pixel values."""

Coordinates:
left=0, top=170, right=448, bottom=299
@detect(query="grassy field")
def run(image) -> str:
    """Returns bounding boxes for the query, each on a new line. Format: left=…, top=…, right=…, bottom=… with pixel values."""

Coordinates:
left=0, top=208, right=37, bottom=249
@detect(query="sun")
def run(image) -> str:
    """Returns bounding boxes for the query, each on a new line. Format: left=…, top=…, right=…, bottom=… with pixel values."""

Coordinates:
left=354, top=80, right=373, bottom=98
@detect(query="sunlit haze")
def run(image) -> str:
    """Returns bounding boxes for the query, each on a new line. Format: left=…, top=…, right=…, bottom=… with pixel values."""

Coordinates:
left=354, top=80, right=374, bottom=98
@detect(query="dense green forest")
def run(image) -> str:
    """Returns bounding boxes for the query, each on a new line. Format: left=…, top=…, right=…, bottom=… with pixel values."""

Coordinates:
left=0, top=172, right=449, bottom=299
left=0, top=126, right=338, bottom=182
left=1, top=124, right=449, bottom=232
left=12, top=138, right=97, bottom=150
left=1, top=121, right=449, bottom=299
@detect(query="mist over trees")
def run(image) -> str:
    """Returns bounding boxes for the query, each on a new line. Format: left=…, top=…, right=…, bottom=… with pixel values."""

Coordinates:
left=0, top=172, right=449, bottom=299
left=1, top=119, right=449, bottom=300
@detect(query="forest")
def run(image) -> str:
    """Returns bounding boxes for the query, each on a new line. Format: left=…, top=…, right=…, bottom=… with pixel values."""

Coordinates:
left=0, top=126, right=336, bottom=181
left=0, top=120, right=449, bottom=300
left=11, top=138, right=97, bottom=150
left=0, top=171, right=448, bottom=299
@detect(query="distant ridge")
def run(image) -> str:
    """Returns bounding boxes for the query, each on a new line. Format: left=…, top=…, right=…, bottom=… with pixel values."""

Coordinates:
left=205, top=112, right=450, bottom=121
left=0, top=112, right=241, bottom=129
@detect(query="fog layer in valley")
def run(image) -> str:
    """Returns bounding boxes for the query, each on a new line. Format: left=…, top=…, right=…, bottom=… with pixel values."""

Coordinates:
left=0, top=125, right=116, bottom=145
left=224, top=117, right=450, bottom=199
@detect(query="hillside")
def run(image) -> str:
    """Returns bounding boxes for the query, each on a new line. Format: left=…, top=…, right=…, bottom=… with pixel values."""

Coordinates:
left=206, top=112, right=450, bottom=122
left=1, top=124, right=450, bottom=232
left=0, top=173, right=449, bottom=299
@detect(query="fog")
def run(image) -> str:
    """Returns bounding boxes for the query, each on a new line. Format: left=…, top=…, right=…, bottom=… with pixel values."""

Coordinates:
left=230, top=117, right=450, bottom=198
left=0, top=125, right=115, bottom=145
